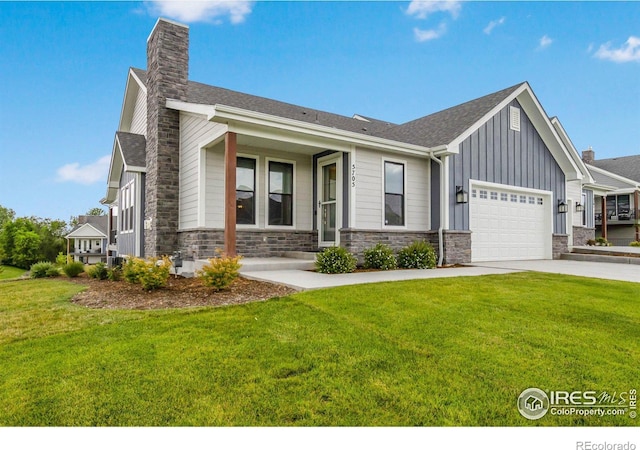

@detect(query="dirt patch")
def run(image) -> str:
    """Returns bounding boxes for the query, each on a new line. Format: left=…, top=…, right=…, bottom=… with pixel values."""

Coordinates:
left=68, top=274, right=297, bottom=310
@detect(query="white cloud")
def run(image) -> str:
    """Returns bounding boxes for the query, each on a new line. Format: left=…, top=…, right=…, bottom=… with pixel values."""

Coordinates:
left=56, top=155, right=111, bottom=185
left=414, top=23, right=447, bottom=42
left=594, top=36, right=640, bottom=63
left=145, top=1, right=254, bottom=24
left=483, top=16, right=505, bottom=35
left=538, top=35, right=553, bottom=50
left=406, top=0, right=462, bottom=20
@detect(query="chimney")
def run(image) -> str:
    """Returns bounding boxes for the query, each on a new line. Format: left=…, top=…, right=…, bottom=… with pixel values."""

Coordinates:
left=144, top=18, right=189, bottom=257
left=582, top=147, right=595, bottom=165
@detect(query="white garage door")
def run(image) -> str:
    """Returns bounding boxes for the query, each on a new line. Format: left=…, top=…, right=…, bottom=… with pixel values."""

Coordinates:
left=470, top=183, right=552, bottom=262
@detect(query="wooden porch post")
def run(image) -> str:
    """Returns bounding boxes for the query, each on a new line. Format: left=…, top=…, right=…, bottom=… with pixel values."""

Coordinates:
left=601, top=196, right=608, bottom=240
left=224, top=132, right=237, bottom=256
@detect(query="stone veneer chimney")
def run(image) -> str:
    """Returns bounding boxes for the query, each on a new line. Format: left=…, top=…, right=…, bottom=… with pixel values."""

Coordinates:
left=582, top=147, right=595, bottom=165
left=145, top=18, right=189, bottom=256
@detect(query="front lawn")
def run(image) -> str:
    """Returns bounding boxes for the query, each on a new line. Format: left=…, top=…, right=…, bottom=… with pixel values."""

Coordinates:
left=0, top=273, right=637, bottom=426
left=0, top=265, right=26, bottom=280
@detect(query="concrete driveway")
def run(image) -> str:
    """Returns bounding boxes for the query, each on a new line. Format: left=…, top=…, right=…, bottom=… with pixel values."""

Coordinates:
left=472, top=259, right=640, bottom=284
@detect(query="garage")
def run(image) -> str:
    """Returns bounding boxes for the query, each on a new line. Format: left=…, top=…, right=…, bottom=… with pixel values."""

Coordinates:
left=469, top=182, right=552, bottom=262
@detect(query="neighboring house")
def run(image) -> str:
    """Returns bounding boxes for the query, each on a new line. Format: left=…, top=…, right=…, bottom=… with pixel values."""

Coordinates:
left=65, top=215, right=108, bottom=264
left=582, top=150, right=640, bottom=245
left=102, top=18, right=596, bottom=265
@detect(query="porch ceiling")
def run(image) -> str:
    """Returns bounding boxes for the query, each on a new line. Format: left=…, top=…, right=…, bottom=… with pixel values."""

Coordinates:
left=237, top=133, right=327, bottom=156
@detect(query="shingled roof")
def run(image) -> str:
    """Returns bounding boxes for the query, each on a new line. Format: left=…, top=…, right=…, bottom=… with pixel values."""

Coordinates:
left=67, top=215, right=108, bottom=236
left=116, top=131, right=146, bottom=168
left=130, top=67, right=525, bottom=149
left=590, top=155, right=640, bottom=183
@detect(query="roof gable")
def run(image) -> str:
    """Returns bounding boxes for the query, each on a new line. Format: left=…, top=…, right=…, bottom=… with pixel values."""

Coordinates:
left=66, top=217, right=108, bottom=239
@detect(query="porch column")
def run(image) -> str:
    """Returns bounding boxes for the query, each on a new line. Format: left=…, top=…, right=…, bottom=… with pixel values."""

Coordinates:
left=601, top=196, right=607, bottom=240
left=635, top=191, right=640, bottom=242
left=224, top=132, right=237, bottom=256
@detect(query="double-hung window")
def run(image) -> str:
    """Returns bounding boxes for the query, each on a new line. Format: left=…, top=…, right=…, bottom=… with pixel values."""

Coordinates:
left=268, top=161, right=294, bottom=226
left=384, top=161, right=405, bottom=226
left=236, top=157, right=256, bottom=225
left=120, top=181, right=134, bottom=232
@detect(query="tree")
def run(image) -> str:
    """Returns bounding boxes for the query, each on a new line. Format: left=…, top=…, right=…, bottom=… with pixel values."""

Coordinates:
left=12, top=230, right=41, bottom=269
left=0, top=216, right=67, bottom=268
left=0, top=205, right=15, bottom=229
left=86, top=207, right=106, bottom=216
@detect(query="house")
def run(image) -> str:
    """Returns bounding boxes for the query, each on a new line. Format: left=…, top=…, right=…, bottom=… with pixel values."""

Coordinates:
left=102, top=18, right=597, bottom=267
left=65, top=215, right=108, bottom=264
left=525, top=395, right=543, bottom=412
left=582, top=149, right=640, bottom=245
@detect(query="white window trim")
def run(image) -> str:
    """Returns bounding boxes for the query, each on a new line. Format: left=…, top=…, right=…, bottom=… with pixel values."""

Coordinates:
left=265, top=157, right=297, bottom=229
left=236, top=153, right=260, bottom=229
left=317, top=153, right=343, bottom=247
left=381, top=157, right=408, bottom=229
left=119, top=180, right=134, bottom=234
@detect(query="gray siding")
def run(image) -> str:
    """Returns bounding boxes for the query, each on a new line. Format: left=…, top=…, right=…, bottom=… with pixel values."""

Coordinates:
left=430, top=159, right=441, bottom=229
left=449, top=99, right=566, bottom=234
left=116, top=171, right=145, bottom=257
left=585, top=189, right=595, bottom=229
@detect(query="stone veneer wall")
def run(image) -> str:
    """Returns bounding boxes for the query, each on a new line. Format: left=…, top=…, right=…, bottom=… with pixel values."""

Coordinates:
left=178, top=229, right=316, bottom=259
left=572, top=226, right=595, bottom=246
left=552, top=234, right=569, bottom=259
left=145, top=19, right=189, bottom=256
left=340, top=228, right=471, bottom=265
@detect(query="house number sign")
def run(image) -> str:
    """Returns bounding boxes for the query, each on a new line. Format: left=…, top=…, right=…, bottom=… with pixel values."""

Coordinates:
left=351, top=163, right=356, bottom=188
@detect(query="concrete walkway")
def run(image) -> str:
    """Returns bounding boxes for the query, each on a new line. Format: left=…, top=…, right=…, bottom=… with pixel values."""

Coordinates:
left=242, top=266, right=518, bottom=290
left=473, top=259, right=640, bottom=284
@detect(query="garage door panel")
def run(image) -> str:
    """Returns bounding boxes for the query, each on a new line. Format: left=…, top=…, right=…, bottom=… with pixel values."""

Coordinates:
left=470, top=184, right=550, bottom=262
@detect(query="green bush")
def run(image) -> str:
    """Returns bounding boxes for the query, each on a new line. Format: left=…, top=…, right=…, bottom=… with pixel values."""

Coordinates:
left=316, top=246, right=357, bottom=274
left=397, top=241, right=437, bottom=269
left=630, top=241, right=640, bottom=247
left=55, top=252, right=69, bottom=266
left=197, top=253, right=243, bottom=291
left=30, top=261, right=57, bottom=278
left=363, top=243, right=397, bottom=270
left=107, top=268, right=121, bottom=282
left=62, top=261, right=85, bottom=278
left=46, top=266, right=60, bottom=277
left=86, top=262, right=109, bottom=280
left=596, top=237, right=611, bottom=246
left=124, top=257, right=171, bottom=291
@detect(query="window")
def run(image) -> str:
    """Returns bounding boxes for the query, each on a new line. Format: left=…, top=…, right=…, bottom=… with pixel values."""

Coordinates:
left=528, top=196, right=535, bottom=204
left=582, top=193, right=587, bottom=226
left=236, top=157, right=256, bottom=225
left=268, top=161, right=294, bottom=226
left=617, top=195, right=630, bottom=219
left=120, top=181, right=134, bottom=232
left=384, top=161, right=404, bottom=226
left=479, top=190, right=488, bottom=199
left=537, top=197, right=544, bottom=205
left=510, top=194, right=518, bottom=203
left=500, top=193, right=508, bottom=202
left=490, top=192, right=498, bottom=200
left=519, top=195, right=527, bottom=204
left=606, top=197, right=617, bottom=218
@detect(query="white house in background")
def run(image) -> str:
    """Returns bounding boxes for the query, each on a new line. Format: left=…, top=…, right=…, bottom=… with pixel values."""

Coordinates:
left=101, top=18, right=600, bottom=266
left=65, top=215, right=108, bottom=264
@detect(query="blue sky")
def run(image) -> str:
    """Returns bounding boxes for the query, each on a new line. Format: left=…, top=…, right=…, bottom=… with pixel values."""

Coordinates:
left=0, top=1, right=638, bottom=222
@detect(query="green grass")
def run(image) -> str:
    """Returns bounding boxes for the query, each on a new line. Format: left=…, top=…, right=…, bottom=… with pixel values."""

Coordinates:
left=0, top=265, right=26, bottom=280
left=0, top=273, right=638, bottom=426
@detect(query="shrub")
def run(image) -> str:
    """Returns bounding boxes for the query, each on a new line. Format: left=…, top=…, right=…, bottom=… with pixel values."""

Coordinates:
left=46, top=266, right=60, bottom=277
left=197, top=253, right=243, bottom=291
left=397, top=241, right=437, bottom=269
left=55, top=252, right=69, bottom=266
left=586, top=239, right=596, bottom=246
left=107, top=267, right=121, bottom=282
left=316, top=246, right=357, bottom=274
left=86, top=262, right=109, bottom=280
left=596, top=237, right=611, bottom=246
left=363, top=243, right=397, bottom=270
left=124, top=257, right=171, bottom=291
left=630, top=241, right=640, bottom=248
left=30, top=261, right=57, bottom=278
left=62, top=261, right=85, bottom=278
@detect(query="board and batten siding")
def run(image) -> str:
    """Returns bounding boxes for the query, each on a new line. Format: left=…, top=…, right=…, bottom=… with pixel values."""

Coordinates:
left=449, top=99, right=566, bottom=234
left=566, top=180, right=583, bottom=227
left=204, top=143, right=314, bottom=231
left=354, top=147, right=430, bottom=231
left=179, top=113, right=225, bottom=229
left=129, top=87, right=147, bottom=137
left=116, top=170, right=142, bottom=257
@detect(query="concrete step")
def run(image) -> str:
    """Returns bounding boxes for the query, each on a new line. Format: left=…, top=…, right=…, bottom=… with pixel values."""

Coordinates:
left=283, top=251, right=319, bottom=261
left=560, top=253, right=640, bottom=265
left=571, top=246, right=640, bottom=258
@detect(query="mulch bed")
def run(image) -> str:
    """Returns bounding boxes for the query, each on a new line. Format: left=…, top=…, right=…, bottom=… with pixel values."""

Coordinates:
left=68, top=274, right=296, bottom=310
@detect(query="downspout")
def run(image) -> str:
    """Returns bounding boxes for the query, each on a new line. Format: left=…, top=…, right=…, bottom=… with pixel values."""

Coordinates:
left=429, top=154, right=445, bottom=267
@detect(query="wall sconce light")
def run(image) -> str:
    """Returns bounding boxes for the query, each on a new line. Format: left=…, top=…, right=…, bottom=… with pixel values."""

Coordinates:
left=558, top=200, right=568, bottom=214
left=456, top=186, right=468, bottom=204
left=575, top=202, right=585, bottom=212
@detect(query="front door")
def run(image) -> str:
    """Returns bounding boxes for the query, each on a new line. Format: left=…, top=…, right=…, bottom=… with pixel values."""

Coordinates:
left=317, top=156, right=342, bottom=247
